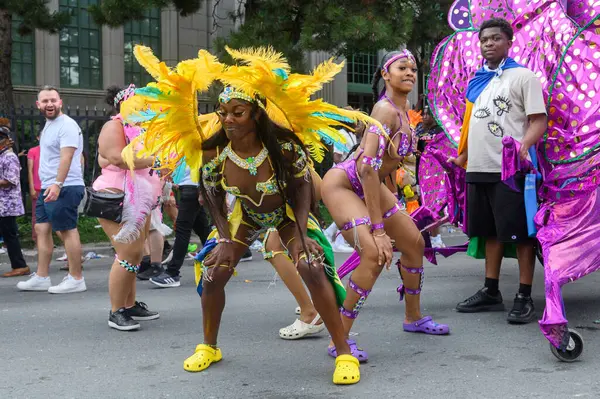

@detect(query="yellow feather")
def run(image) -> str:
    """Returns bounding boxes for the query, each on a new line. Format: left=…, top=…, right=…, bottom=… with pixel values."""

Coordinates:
left=225, top=46, right=289, bottom=72
left=133, top=45, right=167, bottom=81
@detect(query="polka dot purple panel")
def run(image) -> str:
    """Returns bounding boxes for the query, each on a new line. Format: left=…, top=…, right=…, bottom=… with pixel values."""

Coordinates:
left=427, top=0, right=600, bottom=201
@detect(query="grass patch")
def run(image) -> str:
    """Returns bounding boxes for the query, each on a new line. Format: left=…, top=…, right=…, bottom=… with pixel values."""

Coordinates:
left=318, top=201, right=333, bottom=227
left=14, top=203, right=323, bottom=248
left=16, top=216, right=110, bottom=249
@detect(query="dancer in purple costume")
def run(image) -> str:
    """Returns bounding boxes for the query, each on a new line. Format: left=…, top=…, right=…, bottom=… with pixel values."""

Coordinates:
left=428, top=0, right=600, bottom=351
left=322, top=50, right=450, bottom=362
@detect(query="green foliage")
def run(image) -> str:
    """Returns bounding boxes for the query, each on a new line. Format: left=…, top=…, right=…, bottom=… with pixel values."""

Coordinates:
left=3, top=0, right=71, bottom=35
left=405, top=0, right=454, bottom=71
left=16, top=216, right=110, bottom=248
left=318, top=201, right=333, bottom=227
left=88, top=0, right=202, bottom=27
left=215, top=0, right=416, bottom=72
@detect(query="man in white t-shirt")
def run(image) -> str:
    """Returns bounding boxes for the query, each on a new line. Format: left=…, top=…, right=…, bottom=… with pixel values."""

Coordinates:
left=324, top=128, right=358, bottom=253
left=17, top=86, right=86, bottom=294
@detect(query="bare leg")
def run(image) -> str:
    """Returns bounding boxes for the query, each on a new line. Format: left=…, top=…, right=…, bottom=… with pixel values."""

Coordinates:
left=516, top=241, right=535, bottom=285
left=125, top=222, right=150, bottom=308
left=34, top=223, right=53, bottom=277
left=264, top=231, right=319, bottom=323
left=277, top=223, right=350, bottom=356
left=322, top=173, right=385, bottom=347
left=485, top=237, right=504, bottom=280
left=202, top=242, right=248, bottom=345
left=295, top=258, right=351, bottom=356
left=60, top=228, right=83, bottom=279
left=148, top=230, right=164, bottom=264
left=99, top=218, right=146, bottom=312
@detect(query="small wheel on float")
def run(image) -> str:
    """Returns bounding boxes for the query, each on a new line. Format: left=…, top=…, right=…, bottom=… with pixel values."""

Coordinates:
left=550, top=329, right=583, bottom=362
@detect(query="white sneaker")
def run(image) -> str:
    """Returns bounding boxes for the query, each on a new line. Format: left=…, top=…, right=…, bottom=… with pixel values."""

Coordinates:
left=48, top=274, right=87, bottom=294
left=430, top=235, right=446, bottom=249
left=17, top=273, right=51, bottom=291
left=0, top=248, right=6, bottom=254
left=56, top=253, right=68, bottom=261
left=333, top=242, right=354, bottom=253
left=161, top=250, right=173, bottom=265
left=249, top=240, right=263, bottom=251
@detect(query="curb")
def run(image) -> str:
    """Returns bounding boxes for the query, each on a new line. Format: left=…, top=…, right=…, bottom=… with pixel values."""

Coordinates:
left=14, top=238, right=205, bottom=264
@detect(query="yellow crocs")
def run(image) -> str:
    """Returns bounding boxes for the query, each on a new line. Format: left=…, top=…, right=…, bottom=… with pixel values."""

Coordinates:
left=333, top=354, right=360, bottom=385
left=183, top=344, right=223, bottom=372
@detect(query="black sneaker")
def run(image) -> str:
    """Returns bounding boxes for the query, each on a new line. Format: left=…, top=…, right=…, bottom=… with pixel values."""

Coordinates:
left=507, top=293, right=535, bottom=324
left=108, top=308, right=140, bottom=331
left=150, top=272, right=181, bottom=288
left=125, top=301, right=160, bottom=321
left=137, top=255, right=152, bottom=274
left=137, top=263, right=164, bottom=280
left=456, top=287, right=504, bottom=313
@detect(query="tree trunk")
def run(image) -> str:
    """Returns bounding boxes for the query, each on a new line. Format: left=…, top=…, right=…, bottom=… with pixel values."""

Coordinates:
left=0, top=9, right=14, bottom=118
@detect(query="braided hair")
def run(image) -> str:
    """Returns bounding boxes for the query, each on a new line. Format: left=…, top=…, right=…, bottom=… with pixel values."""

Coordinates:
left=371, top=51, right=405, bottom=103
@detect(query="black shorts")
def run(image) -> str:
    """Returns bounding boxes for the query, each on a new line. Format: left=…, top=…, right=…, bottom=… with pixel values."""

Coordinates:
left=466, top=178, right=529, bottom=243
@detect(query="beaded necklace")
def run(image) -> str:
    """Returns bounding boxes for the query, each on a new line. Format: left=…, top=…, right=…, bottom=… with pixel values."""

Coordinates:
left=223, top=143, right=269, bottom=176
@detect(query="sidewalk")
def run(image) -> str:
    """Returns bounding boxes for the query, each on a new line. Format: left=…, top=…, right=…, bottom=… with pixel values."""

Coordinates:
left=19, top=242, right=115, bottom=263
left=2, top=238, right=205, bottom=264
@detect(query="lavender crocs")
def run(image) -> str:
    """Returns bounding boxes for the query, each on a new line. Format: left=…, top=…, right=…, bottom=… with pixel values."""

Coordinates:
left=327, top=339, right=368, bottom=363
left=403, top=316, right=449, bottom=335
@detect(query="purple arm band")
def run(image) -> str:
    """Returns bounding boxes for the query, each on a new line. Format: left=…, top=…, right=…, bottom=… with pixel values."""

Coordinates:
left=371, top=223, right=384, bottom=232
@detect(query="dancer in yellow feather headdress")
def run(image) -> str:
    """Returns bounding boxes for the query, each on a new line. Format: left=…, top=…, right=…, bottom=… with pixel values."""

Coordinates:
left=121, top=45, right=385, bottom=385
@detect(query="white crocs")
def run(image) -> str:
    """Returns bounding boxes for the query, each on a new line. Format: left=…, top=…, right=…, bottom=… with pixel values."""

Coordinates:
left=279, top=315, right=325, bottom=340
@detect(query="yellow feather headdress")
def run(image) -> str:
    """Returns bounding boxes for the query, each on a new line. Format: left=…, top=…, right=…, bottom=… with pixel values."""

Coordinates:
left=121, top=45, right=384, bottom=177
left=217, top=46, right=380, bottom=162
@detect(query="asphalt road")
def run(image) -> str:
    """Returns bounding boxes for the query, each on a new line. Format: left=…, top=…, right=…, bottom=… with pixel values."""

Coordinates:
left=1, top=236, right=600, bottom=399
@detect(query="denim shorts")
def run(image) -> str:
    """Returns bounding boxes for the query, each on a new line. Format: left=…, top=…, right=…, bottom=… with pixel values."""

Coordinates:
left=36, top=186, right=85, bottom=232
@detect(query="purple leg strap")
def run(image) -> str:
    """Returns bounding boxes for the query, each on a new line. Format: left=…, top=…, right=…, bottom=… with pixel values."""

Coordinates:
left=340, top=307, right=358, bottom=319
left=383, top=202, right=404, bottom=220
left=341, top=217, right=371, bottom=231
left=349, top=278, right=371, bottom=297
left=340, top=277, right=372, bottom=319
left=396, top=260, right=424, bottom=301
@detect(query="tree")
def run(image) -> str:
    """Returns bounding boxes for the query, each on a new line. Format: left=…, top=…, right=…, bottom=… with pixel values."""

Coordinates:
left=215, top=0, right=416, bottom=71
left=213, top=0, right=452, bottom=96
left=404, top=0, right=453, bottom=96
left=1, top=0, right=454, bottom=113
left=0, top=1, right=69, bottom=116
left=0, top=0, right=202, bottom=115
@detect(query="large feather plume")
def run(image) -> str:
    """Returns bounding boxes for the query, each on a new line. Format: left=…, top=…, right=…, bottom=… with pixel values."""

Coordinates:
left=219, top=46, right=382, bottom=162
left=120, top=46, right=224, bottom=174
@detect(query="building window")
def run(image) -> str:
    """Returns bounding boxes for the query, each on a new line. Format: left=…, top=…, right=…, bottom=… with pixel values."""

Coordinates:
left=347, top=52, right=378, bottom=85
left=59, top=0, right=102, bottom=89
left=124, top=8, right=161, bottom=86
left=11, top=16, right=35, bottom=86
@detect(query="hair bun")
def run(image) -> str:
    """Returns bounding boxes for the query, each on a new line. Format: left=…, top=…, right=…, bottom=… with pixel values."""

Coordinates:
left=105, top=85, right=123, bottom=107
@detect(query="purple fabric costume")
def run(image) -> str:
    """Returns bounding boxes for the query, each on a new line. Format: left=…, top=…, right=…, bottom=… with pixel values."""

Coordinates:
left=332, top=123, right=408, bottom=228
left=427, top=0, right=600, bottom=349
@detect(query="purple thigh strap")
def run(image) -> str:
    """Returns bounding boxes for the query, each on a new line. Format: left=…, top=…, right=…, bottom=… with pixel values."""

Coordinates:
left=383, top=202, right=404, bottom=219
left=341, top=216, right=371, bottom=231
